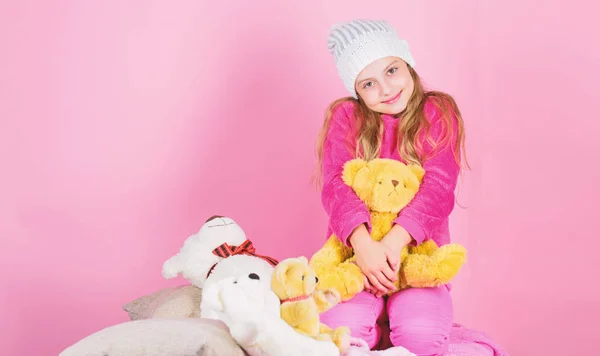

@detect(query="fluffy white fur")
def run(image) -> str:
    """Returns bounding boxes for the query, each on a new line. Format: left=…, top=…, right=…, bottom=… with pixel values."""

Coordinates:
left=200, top=254, right=276, bottom=322
left=162, top=216, right=247, bottom=288
left=203, top=276, right=341, bottom=356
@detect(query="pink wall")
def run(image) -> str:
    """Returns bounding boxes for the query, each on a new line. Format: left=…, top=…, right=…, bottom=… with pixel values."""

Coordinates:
left=1, top=1, right=597, bottom=355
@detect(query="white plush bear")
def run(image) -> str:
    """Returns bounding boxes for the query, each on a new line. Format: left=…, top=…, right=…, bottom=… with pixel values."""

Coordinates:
left=203, top=275, right=340, bottom=356
left=162, top=215, right=248, bottom=288
left=200, top=254, right=277, bottom=321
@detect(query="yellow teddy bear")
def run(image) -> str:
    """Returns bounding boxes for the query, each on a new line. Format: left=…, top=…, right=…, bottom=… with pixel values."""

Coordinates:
left=271, top=256, right=351, bottom=353
left=309, top=158, right=467, bottom=302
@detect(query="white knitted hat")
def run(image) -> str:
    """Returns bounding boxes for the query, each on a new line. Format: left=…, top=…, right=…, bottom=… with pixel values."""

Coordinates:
left=327, top=19, right=416, bottom=99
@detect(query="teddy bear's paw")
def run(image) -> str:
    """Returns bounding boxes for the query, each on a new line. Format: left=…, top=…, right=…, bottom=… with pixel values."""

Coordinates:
left=318, top=289, right=341, bottom=306
left=316, top=332, right=333, bottom=342
left=433, top=244, right=467, bottom=282
left=401, top=255, right=439, bottom=288
left=332, top=326, right=352, bottom=352
left=339, top=263, right=364, bottom=300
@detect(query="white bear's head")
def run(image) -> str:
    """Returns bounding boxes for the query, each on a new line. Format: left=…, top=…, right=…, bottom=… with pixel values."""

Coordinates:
left=201, top=271, right=280, bottom=324
left=206, top=254, right=275, bottom=291
left=161, top=215, right=248, bottom=288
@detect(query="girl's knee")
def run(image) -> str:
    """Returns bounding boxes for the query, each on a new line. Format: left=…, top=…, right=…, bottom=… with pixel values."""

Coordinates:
left=390, top=321, right=449, bottom=355
left=321, top=311, right=381, bottom=349
left=387, top=287, right=453, bottom=355
left=319, top=292, right=384, bottom=349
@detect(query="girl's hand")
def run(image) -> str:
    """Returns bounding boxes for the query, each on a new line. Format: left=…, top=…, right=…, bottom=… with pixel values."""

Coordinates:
left=381, top=224, right=413, bottom=270
left=349, top=225, right=398, bottom=296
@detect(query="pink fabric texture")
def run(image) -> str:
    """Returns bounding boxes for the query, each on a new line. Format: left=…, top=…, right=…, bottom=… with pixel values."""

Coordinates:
left=324, top=289, right=510, bottom=356
left=320, top=98, right=460, bottom=247
left=321, top=286, right=453, bottom=356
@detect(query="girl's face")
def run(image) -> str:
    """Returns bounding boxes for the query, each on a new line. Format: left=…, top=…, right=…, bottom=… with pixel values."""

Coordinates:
left=354, top=56, right=414, bottom=115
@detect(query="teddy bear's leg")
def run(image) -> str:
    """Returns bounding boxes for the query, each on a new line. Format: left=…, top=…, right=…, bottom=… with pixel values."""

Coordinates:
left=333, top=260, right=365, bottom=301
left=400, top=254, right=439, bottom=288
left=402, top=244, right=467, bottom=288
left=431, top=244, right=467, bottom=283
left=310, top=235, right=354, bottom=279
left=315, top=327, right=333, bottom=342
left=320, top=323, right=351, bottom=352
left=408, top=239, right=439, bottom=256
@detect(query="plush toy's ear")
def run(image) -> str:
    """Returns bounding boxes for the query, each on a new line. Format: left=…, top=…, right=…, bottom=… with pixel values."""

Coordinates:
left=342, top=159, right=367, bottom=186
left=408, top=164, right=426, bottom=182
left=161, top=254, right=182, bottom=279
left=274, top=261, right=290, bottom=284
left=298, top=256, right=308, bottom=266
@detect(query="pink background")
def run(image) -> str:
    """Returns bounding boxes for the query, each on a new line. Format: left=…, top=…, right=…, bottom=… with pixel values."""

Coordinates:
left=1, top=1, right=597, bottom=355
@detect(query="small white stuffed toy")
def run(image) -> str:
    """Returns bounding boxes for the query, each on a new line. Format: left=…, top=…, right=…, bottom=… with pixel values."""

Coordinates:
left=161, top=215, right=249, bottom=288
left=203, top=275, right=340, bottom=356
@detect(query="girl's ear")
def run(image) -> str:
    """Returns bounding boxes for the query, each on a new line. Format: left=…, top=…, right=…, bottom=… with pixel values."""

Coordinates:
left=342, top=159, right=367, bottom=186
left=408, top=164, right=425, bottom=182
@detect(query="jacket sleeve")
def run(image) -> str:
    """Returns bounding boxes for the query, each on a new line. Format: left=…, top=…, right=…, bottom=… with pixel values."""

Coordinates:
left=321, top=102, right=371, bottom=246
left=393, top=99, right=461, bottom=244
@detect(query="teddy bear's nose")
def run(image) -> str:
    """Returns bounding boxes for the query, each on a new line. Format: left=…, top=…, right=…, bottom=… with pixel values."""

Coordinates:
left=391, top=180, right=399, bottom=187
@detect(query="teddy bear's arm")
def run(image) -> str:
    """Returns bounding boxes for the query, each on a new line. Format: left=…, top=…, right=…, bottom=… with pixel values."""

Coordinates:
left=313, top=289, right=341, bottom=314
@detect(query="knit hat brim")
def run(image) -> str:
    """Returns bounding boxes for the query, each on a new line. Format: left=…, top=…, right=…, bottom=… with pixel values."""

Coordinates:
left=328, top=20, right=416, bottom=99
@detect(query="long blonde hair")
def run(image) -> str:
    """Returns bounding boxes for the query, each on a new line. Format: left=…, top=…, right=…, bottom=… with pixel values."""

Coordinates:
left=313, top=66, right=468, bottom=188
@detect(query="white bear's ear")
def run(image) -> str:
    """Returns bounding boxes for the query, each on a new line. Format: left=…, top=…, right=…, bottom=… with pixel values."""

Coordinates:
left=201, top=281, right=225, bottom=312
left=342, top=159, right=367, bottom=186
left=407, top=164, right=425, bottom=182
left=161, top=254, right=182, bottom=279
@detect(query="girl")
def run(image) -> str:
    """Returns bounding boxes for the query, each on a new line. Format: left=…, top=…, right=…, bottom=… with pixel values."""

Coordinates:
left=315, top=19, right=467, bottom=355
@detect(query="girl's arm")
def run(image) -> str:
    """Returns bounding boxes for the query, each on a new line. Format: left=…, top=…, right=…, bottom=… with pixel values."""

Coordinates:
left=393, top=98, right=461, bottom=245
left=321, top=101, right=371, bottom=246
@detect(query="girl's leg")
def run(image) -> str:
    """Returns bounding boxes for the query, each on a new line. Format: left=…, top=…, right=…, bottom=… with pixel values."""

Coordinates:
left=387, top=285, right=453, bottom=356
left=320, top=291, right=385, bottom=349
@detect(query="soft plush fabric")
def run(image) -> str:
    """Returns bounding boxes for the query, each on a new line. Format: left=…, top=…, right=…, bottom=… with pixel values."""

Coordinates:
left=59, top=318, right=246, bottom=356
left=202, top=275, right=340, bottom=356
left=122, top=284, right=202, bottom=320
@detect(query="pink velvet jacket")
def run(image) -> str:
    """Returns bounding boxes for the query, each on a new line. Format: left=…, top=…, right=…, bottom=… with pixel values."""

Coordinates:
left=320, top=98, right=461, bottom=247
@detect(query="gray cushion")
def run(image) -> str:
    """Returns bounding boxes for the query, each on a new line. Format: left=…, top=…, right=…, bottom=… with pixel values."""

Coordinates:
left=59, top=318, right=246, bottom=356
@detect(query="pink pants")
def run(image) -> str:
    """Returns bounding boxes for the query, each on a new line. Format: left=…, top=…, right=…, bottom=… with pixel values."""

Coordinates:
left=320, top=285, right=453, bottom=356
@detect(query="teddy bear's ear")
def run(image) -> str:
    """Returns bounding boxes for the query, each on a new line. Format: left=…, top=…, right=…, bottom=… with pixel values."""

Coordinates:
left=408, top=164, right=426, bottom=182
left=299, top=256, right=308, bottom=265
left=274, top=261, right=291, bottom=284
left=342, top=159, right=367, bottom=186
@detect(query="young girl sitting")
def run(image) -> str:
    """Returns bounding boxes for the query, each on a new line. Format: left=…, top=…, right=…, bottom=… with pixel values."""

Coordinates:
left=315, top=19, right=467, bottom=356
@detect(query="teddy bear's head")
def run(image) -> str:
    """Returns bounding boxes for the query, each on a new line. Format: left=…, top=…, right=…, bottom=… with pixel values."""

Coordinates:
left=342, top=158, right=425, bottom=214
left=270, top=256, right=318, bottom=300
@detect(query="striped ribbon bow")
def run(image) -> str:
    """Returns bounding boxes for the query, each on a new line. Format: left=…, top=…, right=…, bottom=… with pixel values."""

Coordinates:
left=206, top=239, right=279, bottom=278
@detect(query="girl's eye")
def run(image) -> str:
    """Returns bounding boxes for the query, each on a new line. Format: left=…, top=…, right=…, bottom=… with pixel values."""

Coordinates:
left=388, top=67, right=397, bottom=74
left=363, top=81, right=374, bottom=89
